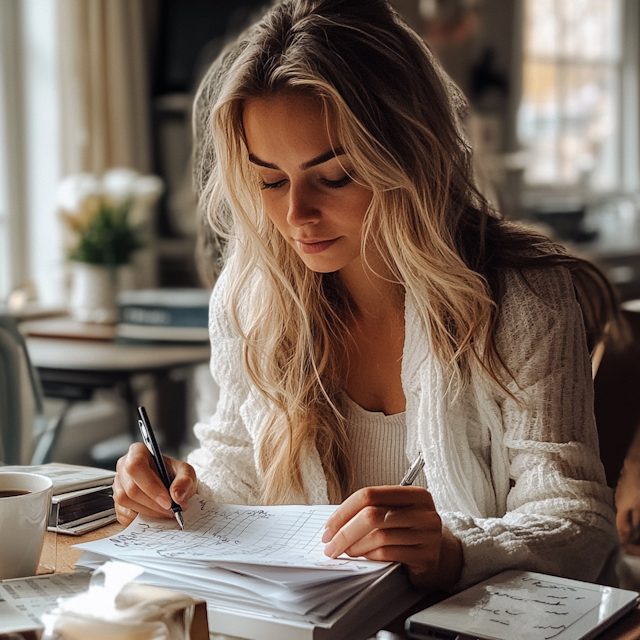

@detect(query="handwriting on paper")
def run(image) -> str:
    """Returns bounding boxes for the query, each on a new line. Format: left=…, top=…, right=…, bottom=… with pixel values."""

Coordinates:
left=94, top=501, right=385, bottom=572
left=447, top=573, right=607, bottom=640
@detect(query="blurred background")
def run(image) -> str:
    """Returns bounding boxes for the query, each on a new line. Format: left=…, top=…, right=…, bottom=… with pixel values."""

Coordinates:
left=2, top=0, right=638, bottom=305
left=1, top=0, right=640, bottom=483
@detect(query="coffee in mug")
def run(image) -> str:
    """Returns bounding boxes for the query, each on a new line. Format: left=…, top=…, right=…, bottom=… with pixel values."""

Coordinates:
left=0, top=472, right=53, bottom=579
left=0, top=489, right=31, bottom=497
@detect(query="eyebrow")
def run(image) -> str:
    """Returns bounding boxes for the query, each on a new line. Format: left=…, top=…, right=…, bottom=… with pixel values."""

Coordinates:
left=248, top=147, right=345, bottom=171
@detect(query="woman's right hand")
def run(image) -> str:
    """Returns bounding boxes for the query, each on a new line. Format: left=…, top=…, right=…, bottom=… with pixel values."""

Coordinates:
left=114, top=442, right=198, bottom=526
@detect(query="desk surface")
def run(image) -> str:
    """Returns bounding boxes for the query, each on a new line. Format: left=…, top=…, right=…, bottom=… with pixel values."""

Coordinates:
left=27, top=336, right=210, bottom=372
left=53, top=521, right=124, bottom=574
left=54, top=524, right=640, bottom=640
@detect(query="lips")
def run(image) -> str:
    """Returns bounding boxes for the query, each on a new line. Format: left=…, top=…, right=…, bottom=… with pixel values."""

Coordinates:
left=294, top=238, right=339, bottom=254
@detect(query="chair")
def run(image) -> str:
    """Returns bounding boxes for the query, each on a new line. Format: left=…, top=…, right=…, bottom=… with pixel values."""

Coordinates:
left=0, top=314, right=63, bottom=465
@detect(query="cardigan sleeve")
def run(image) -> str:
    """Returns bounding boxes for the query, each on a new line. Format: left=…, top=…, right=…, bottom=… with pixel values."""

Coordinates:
left=187, top=271, right=260, bottom=505
left=440, top=266, right=619, bottom=589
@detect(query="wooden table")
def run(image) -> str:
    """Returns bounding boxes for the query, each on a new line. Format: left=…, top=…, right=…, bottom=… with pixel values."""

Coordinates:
left=51, top=525, right=640, bottom=640
left=52, top=521, right=124, bottom=574
left=23, top=328, right=211, bottom=461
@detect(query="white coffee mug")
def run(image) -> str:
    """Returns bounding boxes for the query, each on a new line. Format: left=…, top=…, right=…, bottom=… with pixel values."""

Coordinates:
left=0, top=472, right=53, bottom=579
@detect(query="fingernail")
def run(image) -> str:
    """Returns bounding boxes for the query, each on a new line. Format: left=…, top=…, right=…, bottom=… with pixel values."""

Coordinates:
left=324, top=542, right=336, bottom=557
left=158, top=495, right=171, bottom=510
left=174, top=489, right=185, bottom=504
left=321, top=529, right=332, bottom=543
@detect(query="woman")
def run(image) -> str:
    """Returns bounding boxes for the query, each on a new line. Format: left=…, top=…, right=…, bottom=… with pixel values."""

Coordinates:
left=114, top=0, right=618, bottom=592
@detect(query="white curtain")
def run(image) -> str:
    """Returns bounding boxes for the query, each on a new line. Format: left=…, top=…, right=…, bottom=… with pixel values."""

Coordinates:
left=57, top=0, right=154, bottom=176
left=57, top=0, right=159, bottom=287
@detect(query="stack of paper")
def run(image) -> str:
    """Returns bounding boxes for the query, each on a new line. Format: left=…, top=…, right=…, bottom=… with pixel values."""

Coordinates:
left=75, top=500, right=424, bottom=639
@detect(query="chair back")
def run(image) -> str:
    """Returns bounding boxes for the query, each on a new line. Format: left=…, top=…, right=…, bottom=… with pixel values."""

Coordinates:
left=0, top=315, right=46, bottom=465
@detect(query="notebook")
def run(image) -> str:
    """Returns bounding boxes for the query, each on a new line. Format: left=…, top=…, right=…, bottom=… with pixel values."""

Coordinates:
left=405, top=570, right=639, bottom=640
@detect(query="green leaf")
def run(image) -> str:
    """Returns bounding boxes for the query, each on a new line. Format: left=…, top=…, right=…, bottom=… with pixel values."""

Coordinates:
left=68, top=199, right=144, bottom=266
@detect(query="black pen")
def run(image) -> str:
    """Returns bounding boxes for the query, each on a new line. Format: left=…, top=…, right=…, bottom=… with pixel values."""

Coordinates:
left=137, top=406, right=184, bottom=530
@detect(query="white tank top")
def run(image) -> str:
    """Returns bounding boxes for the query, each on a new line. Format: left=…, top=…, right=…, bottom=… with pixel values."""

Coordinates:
left=342, top=394, right=428, bottom=491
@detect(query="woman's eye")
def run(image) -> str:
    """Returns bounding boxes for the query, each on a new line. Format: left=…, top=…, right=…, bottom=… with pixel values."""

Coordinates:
left=259, top=178, right=287, bottom=190
left=321, top=175, right=353, bottom=189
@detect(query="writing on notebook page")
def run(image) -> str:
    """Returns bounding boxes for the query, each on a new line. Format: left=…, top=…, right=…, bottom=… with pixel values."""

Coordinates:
left=100, top=500, right=386, bottom=571
left=452, top=573, right=608, bottom=640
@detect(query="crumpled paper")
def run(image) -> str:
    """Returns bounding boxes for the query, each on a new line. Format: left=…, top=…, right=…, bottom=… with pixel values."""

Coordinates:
left=41, top=562, right=197, bottom=640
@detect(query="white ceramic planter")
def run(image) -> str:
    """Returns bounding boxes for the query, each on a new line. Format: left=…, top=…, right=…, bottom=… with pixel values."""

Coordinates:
left=69, top=262, right=120, bottom=324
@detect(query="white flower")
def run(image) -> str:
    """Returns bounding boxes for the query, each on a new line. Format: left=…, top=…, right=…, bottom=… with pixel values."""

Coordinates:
left=133, top=175, right=164, bottom=205
left=57, top=173, right=101, bottom=212
left=102, top=168, right=141, bottom=204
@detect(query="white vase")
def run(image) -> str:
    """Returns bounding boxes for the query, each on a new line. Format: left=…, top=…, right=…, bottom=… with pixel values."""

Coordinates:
left=69, top=263, right=120, bottom=324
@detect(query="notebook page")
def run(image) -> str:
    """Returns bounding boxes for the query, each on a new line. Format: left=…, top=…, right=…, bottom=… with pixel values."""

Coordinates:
left=408, top=571, right=639, bottom=640
left=76, top=498, right=389, bottom=572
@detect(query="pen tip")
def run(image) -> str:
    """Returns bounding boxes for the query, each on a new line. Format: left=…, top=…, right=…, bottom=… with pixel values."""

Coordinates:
left=176, top=511, right=184, bottom=530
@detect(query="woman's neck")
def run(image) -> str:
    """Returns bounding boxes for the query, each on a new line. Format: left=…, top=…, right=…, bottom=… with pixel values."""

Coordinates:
left=338, top=253, right=403, bottom=324
left=339, top=251, right=407, bottom=416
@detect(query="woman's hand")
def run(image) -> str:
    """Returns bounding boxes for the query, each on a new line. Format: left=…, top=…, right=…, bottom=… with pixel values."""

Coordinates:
left=113, top=442, right=198, bottom=526
left=322, top=486, right=463, bottom=591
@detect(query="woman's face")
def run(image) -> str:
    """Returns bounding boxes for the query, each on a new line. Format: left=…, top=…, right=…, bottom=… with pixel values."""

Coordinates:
left=242, top=93, right=372, bottom=274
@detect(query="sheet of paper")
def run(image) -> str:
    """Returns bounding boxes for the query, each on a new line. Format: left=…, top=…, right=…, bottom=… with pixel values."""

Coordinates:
left=0, top=572, right=91, bottom=627
left=76, top=499, right=389, bottom=572
left=0, top=599, right=36, bottom=635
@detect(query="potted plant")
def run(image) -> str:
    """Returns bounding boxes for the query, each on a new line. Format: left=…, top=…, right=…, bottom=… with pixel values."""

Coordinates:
left=59, top=169, right=163, bottom=323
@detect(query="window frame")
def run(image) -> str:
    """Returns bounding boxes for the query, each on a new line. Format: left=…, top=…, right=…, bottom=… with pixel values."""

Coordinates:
left=517, top=0, right=640, bottom=201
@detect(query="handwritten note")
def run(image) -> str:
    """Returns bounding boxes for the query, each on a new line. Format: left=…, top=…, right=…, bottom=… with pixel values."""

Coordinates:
left=463, top=575, right=593, bottom=639
left=76, top=499, right=388, bottom=572
left=411, top=571, right=635, bottom=640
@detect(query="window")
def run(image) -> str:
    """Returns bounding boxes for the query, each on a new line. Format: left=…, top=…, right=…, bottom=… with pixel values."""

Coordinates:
left=518, top=0, right=628, bottom=192
left=0, top=0, right=62, bottom=306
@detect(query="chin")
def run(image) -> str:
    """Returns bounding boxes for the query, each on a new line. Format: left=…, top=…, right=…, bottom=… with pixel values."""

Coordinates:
left=298, top=252, right=360, bottom=273
left=296, top=251, right=360, bottom=275
left=301, top=261, right=343, bottom=274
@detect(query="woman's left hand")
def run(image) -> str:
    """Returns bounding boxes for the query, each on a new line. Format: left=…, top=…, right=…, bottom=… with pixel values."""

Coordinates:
left=322, top=486, right=463, bottom=591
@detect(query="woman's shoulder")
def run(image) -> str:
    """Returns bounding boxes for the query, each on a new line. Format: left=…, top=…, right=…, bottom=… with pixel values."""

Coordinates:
left=499, top=264, right=576, bottom=315
left=494, top=265, right=580, bottom=349
left=492, top=265, right=590, bottom=388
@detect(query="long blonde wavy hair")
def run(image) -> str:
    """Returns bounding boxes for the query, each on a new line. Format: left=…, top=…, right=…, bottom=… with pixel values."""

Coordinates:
left=197, top=0, right=625, bottom=505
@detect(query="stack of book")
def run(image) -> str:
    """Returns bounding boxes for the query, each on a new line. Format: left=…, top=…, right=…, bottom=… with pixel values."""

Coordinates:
left=117, top=288, right=211, bottom=343
left=0, top=463, right=116, bottom=535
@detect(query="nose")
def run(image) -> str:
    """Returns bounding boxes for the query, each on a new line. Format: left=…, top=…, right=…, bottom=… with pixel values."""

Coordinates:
left=286, top=181, right=320, bottom=228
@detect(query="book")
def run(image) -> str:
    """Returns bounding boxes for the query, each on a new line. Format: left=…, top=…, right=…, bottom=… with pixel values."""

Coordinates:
left=51, top=511, right=118, bottom=536
left=0, top=463, right=116, bottom=534
left=117, top=288, right=210, bottom=343
left=0, top=463, right=115, bottom=494
left=49, top=485, right=115, bottom=528
left=74, top=500, right=426, bottom=639
left=405, top=570, right=640, bottom=640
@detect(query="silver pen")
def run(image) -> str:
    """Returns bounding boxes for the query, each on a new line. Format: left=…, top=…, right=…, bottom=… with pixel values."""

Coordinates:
left=400, top=452, right=425, bottom=486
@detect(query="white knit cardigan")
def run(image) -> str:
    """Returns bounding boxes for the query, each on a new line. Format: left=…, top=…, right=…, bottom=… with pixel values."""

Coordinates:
left=188, top=265, right=618, bottom=590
